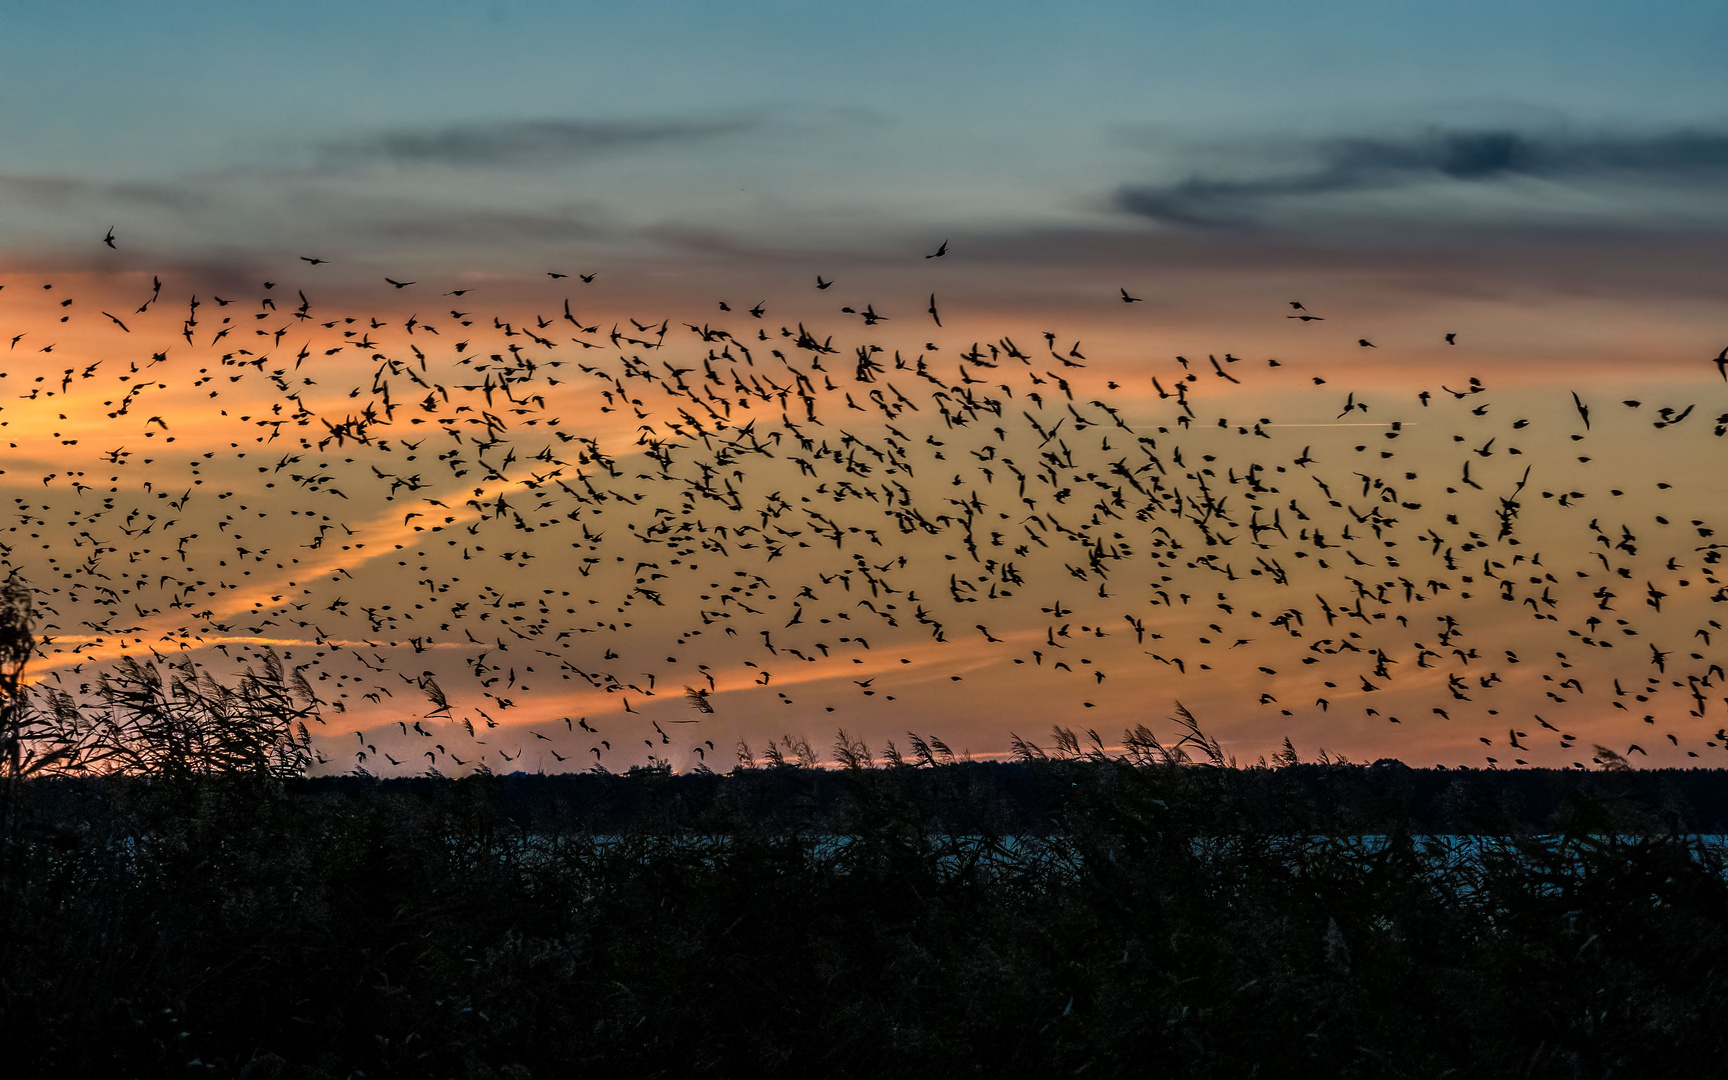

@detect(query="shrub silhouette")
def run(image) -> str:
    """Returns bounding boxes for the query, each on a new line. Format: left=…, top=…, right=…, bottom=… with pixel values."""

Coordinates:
left=38, top=652, right=317, bottom=781
left=0, top=574, right=41, bottom=844
left=0, top=574, right=316, bottom=785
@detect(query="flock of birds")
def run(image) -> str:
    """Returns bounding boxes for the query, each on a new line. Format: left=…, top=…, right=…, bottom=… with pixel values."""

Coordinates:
left=4, top=229, right=1728, bottom=773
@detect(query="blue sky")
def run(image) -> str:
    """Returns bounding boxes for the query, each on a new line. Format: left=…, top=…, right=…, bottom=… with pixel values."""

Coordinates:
left=2, top=1, right=1725, bottom=264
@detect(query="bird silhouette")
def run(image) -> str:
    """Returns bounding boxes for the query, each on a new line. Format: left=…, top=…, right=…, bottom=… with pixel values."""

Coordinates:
left=0, top=237, right=1711, bottom=780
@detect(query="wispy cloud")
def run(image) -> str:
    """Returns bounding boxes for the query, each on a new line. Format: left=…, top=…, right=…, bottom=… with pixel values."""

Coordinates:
left=322, top=116, right=762, bottom=168
left=1116, top=126, right=1728, bottom=227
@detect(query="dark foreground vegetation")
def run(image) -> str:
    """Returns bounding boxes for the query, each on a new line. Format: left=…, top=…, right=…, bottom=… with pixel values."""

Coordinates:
left=5, top=751, right=1728, bottom=1079
left=4, top=582, right=1728, bottom=1077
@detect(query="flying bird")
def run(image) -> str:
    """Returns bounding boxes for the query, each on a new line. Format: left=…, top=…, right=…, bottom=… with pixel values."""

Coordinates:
left=0, top=224, right=1707, bottom=781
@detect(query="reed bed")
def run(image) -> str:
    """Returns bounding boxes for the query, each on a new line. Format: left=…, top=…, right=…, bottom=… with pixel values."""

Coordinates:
left=3, top=743, right=1727, bottom=1079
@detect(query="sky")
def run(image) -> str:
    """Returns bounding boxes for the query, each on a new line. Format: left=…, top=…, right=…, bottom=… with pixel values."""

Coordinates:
left=2, top=1, right=1727, bottom=774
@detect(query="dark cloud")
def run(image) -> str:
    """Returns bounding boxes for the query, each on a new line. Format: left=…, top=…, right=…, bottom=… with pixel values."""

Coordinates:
left=362, top=204, right=605, bottom=243
left=0, top=171, right=241, bottom=213
left=325, top=116, right=761, bottom=168
left=1116, top=127, right=1728, bottom=226
left=0, top=173, right=100, bottom=205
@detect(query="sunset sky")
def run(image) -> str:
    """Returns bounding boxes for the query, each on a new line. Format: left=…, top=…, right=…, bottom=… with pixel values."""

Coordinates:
left=2, top=1, right=1727, bottom=773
